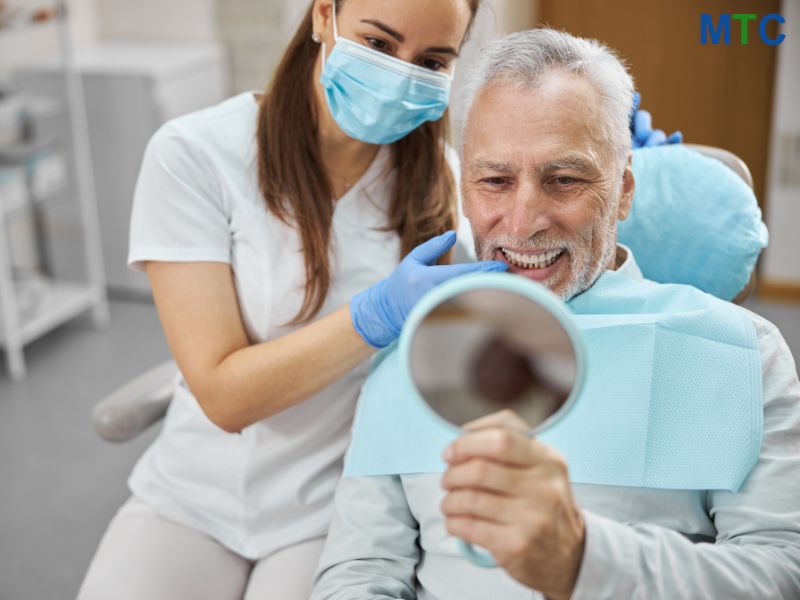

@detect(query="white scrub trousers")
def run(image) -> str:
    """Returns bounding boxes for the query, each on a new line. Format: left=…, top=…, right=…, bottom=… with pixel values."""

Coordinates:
left=77, top=497, right=326, bottom=600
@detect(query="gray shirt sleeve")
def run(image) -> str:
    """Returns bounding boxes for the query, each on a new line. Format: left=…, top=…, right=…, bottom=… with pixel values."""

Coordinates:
left=311, top=475, right=420, bottom=600
left=572, top=322, right=800, bottom=599
left=312, top=318, right=800, bottom=599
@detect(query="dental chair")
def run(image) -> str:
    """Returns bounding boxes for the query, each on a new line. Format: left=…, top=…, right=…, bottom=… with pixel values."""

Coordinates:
left=92, top=144, right=765, bottom=443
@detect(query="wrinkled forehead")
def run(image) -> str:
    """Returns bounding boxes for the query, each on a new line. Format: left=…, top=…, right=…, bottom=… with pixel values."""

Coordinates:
left=463, top=72, right=612, bottom=171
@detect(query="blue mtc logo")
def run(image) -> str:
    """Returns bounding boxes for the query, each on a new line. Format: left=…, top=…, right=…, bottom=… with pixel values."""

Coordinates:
left=701, top=13, right=786, bottom=45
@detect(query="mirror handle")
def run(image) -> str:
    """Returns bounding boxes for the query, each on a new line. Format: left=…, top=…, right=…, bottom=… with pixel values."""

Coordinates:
left=457, top=538, right=497, bottom=568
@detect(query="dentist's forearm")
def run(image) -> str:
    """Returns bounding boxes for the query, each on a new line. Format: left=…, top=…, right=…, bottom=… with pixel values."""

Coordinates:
left=201, top=305, right=374, bottom=432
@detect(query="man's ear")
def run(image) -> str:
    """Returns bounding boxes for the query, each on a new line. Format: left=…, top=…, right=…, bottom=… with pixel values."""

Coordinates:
left=617, top=152, right=635, bottom=222
left=461, top=178, right=472, bottom=221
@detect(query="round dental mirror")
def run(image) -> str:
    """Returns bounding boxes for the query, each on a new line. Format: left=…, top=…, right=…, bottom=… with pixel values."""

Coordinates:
left=408, top=283, right=583, bottom=435
left=399, top=273, right=586, bottom=568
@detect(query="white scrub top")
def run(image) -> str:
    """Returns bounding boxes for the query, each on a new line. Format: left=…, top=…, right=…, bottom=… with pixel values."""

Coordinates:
left=127, top=92, right=470, bottom=559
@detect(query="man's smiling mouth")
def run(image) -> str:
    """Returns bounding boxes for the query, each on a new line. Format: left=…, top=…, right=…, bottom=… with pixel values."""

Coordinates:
left=500, top=247, right=565, bottom=270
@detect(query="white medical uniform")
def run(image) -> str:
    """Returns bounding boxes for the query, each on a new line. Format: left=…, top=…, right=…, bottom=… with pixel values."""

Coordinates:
left=121, top=91, right=471, bottom=561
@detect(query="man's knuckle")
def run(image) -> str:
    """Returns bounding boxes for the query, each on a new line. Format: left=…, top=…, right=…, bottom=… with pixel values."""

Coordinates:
left=457, top=490, right=475, bottom=512
left=552, top=450, right=568, bottom=472
left=491, top=430, right=513, bottom=454
left=467, top=491, right=486, bottom=513
left=530, top=514, right=552, bottom=538
left=554, top=460, right=569, bottom=480
left=507, top=534, right=529, bottom=557
left=444, top=517, right=460, bottom=536
left=472, top=459, right=491, bottom=481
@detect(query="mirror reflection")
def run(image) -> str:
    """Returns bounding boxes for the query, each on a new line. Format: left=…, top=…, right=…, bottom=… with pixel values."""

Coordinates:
left=409, top=288, right=577, bottom=431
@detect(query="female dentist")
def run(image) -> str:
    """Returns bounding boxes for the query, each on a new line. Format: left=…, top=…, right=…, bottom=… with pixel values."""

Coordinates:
left=79, top=1, right=678, bottom=598
left=79, top=2, right=498, bottom=599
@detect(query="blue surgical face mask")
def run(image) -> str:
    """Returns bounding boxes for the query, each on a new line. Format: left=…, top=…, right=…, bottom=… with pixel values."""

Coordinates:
left=318, top=2, right=454, bottom=145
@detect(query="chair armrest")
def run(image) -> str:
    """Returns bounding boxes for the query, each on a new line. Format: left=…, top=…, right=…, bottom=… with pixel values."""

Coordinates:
left=93, top=360, right=178, bottom=442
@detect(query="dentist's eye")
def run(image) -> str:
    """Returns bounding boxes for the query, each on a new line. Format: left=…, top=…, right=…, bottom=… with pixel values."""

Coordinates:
left=365, top=37, right=392, bottom=54
left=420, top=57, right=446, bottom=71
left=555, top=176, right=577, bottom=186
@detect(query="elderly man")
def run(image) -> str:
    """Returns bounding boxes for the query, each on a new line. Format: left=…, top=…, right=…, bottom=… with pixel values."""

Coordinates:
left=311, top=29, right=800, bottom=599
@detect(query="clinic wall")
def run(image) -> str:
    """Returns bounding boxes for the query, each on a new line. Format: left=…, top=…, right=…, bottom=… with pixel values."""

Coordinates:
left=95, top=0, right=217, bottom=41
left=0, top=0, right=218, bottom=72
left=0, top=0, right=96, bottom=71
left=448, top=0, right=537, bottom=148
left=219, top=0, right=298, bottom=93
left=761, top=0, right=800, bottom=298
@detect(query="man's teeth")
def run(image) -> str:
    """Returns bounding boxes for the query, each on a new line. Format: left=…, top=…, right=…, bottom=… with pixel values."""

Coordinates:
left=501, top=248, right=564, bottom=270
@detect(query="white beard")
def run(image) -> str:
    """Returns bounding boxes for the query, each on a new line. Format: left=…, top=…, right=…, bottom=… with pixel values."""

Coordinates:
left=473, top=214, right=618, bottom=301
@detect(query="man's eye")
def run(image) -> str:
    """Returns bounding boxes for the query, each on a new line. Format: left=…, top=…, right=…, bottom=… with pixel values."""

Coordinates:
left=482, top=177, right=510, bottom=186
left=420, top=58, right=446, bottom=72
left=366, top=37, right=392, bottom=53
left=554, top=176, right=578, bottom=186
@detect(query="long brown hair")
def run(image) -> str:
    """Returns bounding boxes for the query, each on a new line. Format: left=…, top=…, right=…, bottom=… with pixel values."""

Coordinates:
left=257, top=0, right=481, bottom=324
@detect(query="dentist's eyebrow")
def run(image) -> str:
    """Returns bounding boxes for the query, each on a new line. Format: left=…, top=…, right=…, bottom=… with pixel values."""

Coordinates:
left=361, top=19, right=458, bottom=56
left=425, top=46, right=459, bottom=57
left=361, top=19, right=405, bottom=42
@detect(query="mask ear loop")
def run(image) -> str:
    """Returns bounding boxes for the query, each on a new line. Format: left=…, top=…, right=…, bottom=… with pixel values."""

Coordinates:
left=332, top=0, right=340, bottom=40
left=320, top=0, right=340, bottom=72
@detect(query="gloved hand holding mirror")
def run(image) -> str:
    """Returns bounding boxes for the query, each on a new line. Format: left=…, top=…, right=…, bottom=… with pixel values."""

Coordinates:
left=399, top=273, right=586, bottom=568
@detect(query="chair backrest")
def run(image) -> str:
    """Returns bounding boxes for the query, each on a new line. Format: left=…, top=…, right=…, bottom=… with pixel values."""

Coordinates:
left=684, top=144, right=756, bottom=303
left=685, top=144, right=755, bottom=191
left=620, top=144, right=767, bottom=303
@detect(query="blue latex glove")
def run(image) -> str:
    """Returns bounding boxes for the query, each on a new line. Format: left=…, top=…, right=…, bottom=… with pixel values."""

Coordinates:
left=631, top=92, right=683, bottom=148
left=350, top=231, right=509, bottom=348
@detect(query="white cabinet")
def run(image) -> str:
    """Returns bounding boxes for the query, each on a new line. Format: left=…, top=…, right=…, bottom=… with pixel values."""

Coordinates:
left=15, top=41, right=230, bottom=296
left=0, top=4, right=109, bottom=382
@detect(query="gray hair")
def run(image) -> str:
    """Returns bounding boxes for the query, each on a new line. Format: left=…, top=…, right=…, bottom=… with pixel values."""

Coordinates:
left=460, top=28, right=635, bottom=169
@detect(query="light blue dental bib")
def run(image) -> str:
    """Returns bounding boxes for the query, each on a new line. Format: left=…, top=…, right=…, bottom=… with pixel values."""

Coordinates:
left=344, top=270, right=763, bottom=492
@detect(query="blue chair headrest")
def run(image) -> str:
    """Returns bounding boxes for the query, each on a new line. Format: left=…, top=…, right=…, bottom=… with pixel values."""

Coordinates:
left=619, top=145, right=768, bottom=301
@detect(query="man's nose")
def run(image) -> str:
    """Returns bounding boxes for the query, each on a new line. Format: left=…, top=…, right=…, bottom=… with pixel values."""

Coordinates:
left=507, top=180, right=552, bottom=239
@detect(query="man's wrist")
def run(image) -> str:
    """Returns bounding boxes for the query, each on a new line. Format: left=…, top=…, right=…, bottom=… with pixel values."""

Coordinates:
left=561, top=509, right=587, bottom=599
left=541, top=508, right=586, bottom=600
